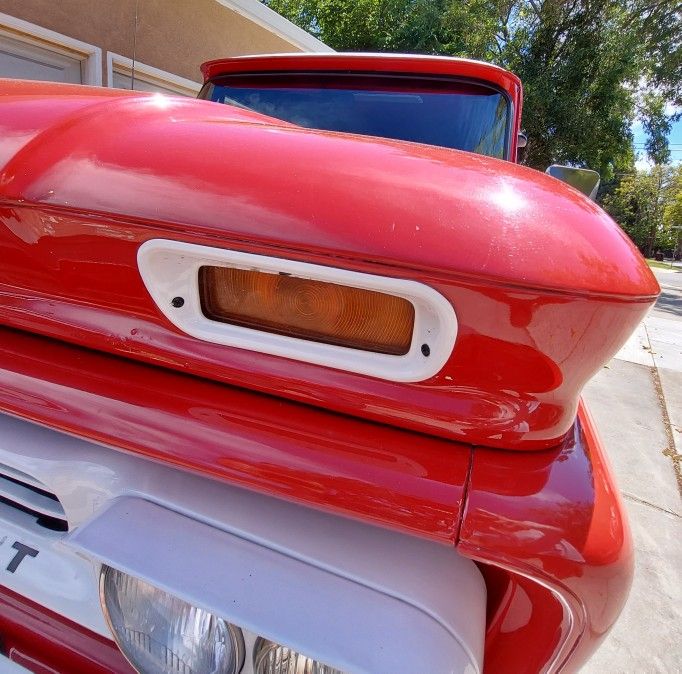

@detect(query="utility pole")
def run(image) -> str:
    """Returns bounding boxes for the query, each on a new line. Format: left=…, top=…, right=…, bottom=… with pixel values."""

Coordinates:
left=671, top=225, right=681, bottom=268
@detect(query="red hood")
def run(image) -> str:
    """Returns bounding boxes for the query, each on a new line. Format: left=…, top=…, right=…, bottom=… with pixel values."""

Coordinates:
left=0, top=79, right=655, bottom=299
left=0, top=81, right=658, bottom=449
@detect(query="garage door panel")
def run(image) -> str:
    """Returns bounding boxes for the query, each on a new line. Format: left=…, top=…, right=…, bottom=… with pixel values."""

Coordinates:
left=112, top=70, right=191, bottom=96
left=0, top=34, right=82, bottom=83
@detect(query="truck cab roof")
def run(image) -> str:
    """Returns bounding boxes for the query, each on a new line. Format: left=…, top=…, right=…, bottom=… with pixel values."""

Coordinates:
left=201, top=52, right=522, bottom=98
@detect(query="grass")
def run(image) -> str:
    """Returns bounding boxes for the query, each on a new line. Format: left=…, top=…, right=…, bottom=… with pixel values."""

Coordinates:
left=646, top=258, right=677, bottom=270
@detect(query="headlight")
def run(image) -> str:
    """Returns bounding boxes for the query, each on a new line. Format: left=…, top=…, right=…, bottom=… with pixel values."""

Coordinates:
left=100, top=566, right=244, bottom=674
left=253, top=638, right=344, bottom=674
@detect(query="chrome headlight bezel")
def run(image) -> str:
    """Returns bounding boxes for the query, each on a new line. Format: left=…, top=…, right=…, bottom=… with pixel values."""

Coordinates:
left=99, top=565, right=245, bottom=674
left=253, top=637, right=344, bottom=674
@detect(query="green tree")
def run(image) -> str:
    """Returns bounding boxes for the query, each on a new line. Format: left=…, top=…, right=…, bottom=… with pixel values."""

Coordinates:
left=498, top=1, right=641, bottom=177
left=602, top=165, right=680, bottom=255
left=265, top=0, right=680, bottom=174
left=663, top=166, right=682, bottom=256
left=641, top=92, right=672, bottom=166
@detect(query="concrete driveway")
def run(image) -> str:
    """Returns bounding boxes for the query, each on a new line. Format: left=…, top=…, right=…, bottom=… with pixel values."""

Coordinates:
left=582, top=267, right=682, bottom=673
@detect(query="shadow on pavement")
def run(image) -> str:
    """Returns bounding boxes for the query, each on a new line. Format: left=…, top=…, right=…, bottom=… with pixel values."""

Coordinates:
left=654, top=288, right=682, bottom=319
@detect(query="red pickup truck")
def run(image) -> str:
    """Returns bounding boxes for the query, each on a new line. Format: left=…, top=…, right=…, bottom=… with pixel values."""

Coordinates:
left=0, top=53, right=659, bottom=674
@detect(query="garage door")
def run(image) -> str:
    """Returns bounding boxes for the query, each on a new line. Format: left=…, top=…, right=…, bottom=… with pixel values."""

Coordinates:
left=0, top=33, right=82, bottom=83
left=111, top=70, right=186, bottom=96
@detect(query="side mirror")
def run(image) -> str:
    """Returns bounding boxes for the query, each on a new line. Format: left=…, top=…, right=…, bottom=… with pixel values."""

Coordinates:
left=516, top=132, right=528, bottom=163
left=546, top=165, right=600, bottom=200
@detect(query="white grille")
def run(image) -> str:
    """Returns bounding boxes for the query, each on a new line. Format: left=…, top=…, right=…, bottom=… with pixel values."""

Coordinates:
left=0, top=463, right=67, bottom=531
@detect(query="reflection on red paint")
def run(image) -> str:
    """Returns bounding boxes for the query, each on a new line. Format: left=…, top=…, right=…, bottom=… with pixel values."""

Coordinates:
left=0, top=585, right=134, bottom=674
left=0, top=326, right=469, bottom=544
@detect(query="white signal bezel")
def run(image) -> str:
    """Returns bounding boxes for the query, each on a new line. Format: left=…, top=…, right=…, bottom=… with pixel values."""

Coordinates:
left=137, top=239, right=457, bottom=382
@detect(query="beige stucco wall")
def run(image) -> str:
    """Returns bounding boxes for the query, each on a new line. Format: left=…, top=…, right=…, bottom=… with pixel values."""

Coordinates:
left=1, top=0, right=303, bottom=84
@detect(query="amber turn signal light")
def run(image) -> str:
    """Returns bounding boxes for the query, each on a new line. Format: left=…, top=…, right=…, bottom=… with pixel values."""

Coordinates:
left=199, top=266, right=415, bottom=355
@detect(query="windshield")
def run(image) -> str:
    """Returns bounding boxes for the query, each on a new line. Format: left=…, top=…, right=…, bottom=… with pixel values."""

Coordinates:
left=201, top=73, right=510, bottom=159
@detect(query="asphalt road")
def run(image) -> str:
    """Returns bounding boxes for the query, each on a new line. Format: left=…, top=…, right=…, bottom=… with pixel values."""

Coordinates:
left=582, top=267, right=682, bottom=673
left=655, top=263, right=682, bottom=320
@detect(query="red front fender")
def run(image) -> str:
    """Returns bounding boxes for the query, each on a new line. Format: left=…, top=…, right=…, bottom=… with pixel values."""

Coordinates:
left=458, top=400, right=633, bottom=672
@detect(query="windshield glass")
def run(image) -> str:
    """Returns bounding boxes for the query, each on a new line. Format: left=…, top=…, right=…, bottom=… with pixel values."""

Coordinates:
left=201, top=74, right=510, bottom=159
